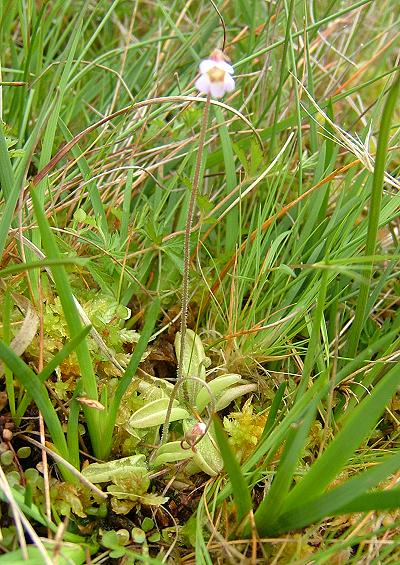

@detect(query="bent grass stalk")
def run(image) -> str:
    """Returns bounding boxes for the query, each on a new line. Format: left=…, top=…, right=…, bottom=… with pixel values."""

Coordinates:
left=161, top=93, right=211, bottom=444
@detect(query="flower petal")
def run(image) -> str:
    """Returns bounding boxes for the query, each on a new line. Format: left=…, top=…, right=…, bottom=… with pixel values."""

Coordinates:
left=224, top=74, right=235, bottom=92
left=199, top=59, right=215, bottom=74
left=195, top=74, right=211, bottom=94
left=209, top=82, right=227, bottom=98
left=217, top=61, right=234, bottom=74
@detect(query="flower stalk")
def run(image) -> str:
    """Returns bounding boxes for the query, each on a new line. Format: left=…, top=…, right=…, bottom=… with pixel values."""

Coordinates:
left=161, top=92, right=211, bottom=444
left=161, top=49, right=235, bottom=445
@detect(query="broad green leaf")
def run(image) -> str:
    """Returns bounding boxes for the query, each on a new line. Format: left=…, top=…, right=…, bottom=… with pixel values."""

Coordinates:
left=152, top=441, right=193, bottom=467
left=138, top=375, right=174, bottom=396
left=195, top=374, right=242, bottom=412
left=129, top=398, right=190, bottom=429
left=215, top=383, right=257, bottom=411
left=175, top=329, right=210, bottom=402
left=82, top=454, right=146, bottom=483
left=175, top=329, right=209, bottom=380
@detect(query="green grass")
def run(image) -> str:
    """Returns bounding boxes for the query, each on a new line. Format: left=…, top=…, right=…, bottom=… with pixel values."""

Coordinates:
left=0, top=0, right=400, bottom=562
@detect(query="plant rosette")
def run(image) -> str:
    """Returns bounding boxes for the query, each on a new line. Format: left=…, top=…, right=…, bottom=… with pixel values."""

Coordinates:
left=82, top=454, right=168, bottom=515
left=127, top=329, right=257, bottom=476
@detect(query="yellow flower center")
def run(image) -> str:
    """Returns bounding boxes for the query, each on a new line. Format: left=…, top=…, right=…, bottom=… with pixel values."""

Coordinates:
left=207, top=67, right=226, bottom=83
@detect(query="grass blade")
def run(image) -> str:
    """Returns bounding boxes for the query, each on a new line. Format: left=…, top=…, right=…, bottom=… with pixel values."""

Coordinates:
left=213, top=416, right=252, bottom=526
left=337, top=489, right=400, bottom=514
left=260, top=381, right=286, bottom=440
left=2, top=289, right=15, bottom=417
left=58, top=118, right=108, bottom=234
left=281, top=361, right=400, bottom=511
left=216, top=328, right=399, bottom=508
left=15, top=325, right=91, bottom=424
left=0, top=341, right=72, bottom=479
left=29, top=187, right=101, bottom=458
left=0, top=486, right=84, bottom=542
left=0, top=123, right=17, bottom=257
left=252, top=399, right=318, bottom=531
left=214, top=106, right=238, bottom=254
left=346, top=73, right=400, bottom=356
left=267, top=450, right=400, bottom=535
left=296, top=269, right=329, bottom=399
left=0, top=258, right=89, bottom=278
left=0, top=121, right=14, bottom=200
left=101, top=298, right=160, bottom=458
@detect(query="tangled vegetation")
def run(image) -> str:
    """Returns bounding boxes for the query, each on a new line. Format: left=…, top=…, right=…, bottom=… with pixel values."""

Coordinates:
left=0, top=1, right=400, bottom=563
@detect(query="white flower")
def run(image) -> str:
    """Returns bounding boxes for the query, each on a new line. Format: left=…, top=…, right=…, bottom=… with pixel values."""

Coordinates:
left=195, top=49, right=235, bottom=99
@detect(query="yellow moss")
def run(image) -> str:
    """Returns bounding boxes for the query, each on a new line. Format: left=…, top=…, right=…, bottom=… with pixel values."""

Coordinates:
left=223, top=397, right=267, bottom=462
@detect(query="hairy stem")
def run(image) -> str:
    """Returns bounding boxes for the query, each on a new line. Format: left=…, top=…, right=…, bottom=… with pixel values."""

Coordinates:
left=161, top=93, right=211, bottom=444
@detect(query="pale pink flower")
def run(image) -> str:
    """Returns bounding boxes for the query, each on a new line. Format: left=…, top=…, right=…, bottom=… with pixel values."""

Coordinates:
left=195, top=49, right=235, bottom=99
left=182, top=421, right=207, bottom=450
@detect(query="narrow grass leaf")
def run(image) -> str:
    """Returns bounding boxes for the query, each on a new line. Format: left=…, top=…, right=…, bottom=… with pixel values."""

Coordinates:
left=217, top=330, right=399, bottom=507
left=281, top=361, right=400, bottom=510
left=101, top=298, right=160, bottom=458
left=336, top=489, right=400, bottom=513
left=214, top=106, right=237, bottom=254
left=0, top=487, right=84, bottom=543
left=0, top=121, right=14, bottom=200
left=267, top=449, right=400, bottom=535
left=15, top=325, right=91, bottom=424
left=195, top=499, right=214, bottom=565
left=29, top=187, right=101, bottom=457
left=2, top=290, right=15, bottom=416
left=260, top=381, right=286, bottom=440
left=58, top=118, right=108, bottom=234
left=213, top=416, right=252, bottom=525
left=296, top=269, right=329, bottom=399
left=252, top=399, right=318, bottom=530
left=113, top=298, right=160, bottom=407
left=0, top=258, right=89, bottom=278
left=347, top=73, right=400, bottom=356
left=0, top=123, right=17, bottom=257
left=0, top=341, right=71, bottom=476
left=120, top=168, right=134, bottom=245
